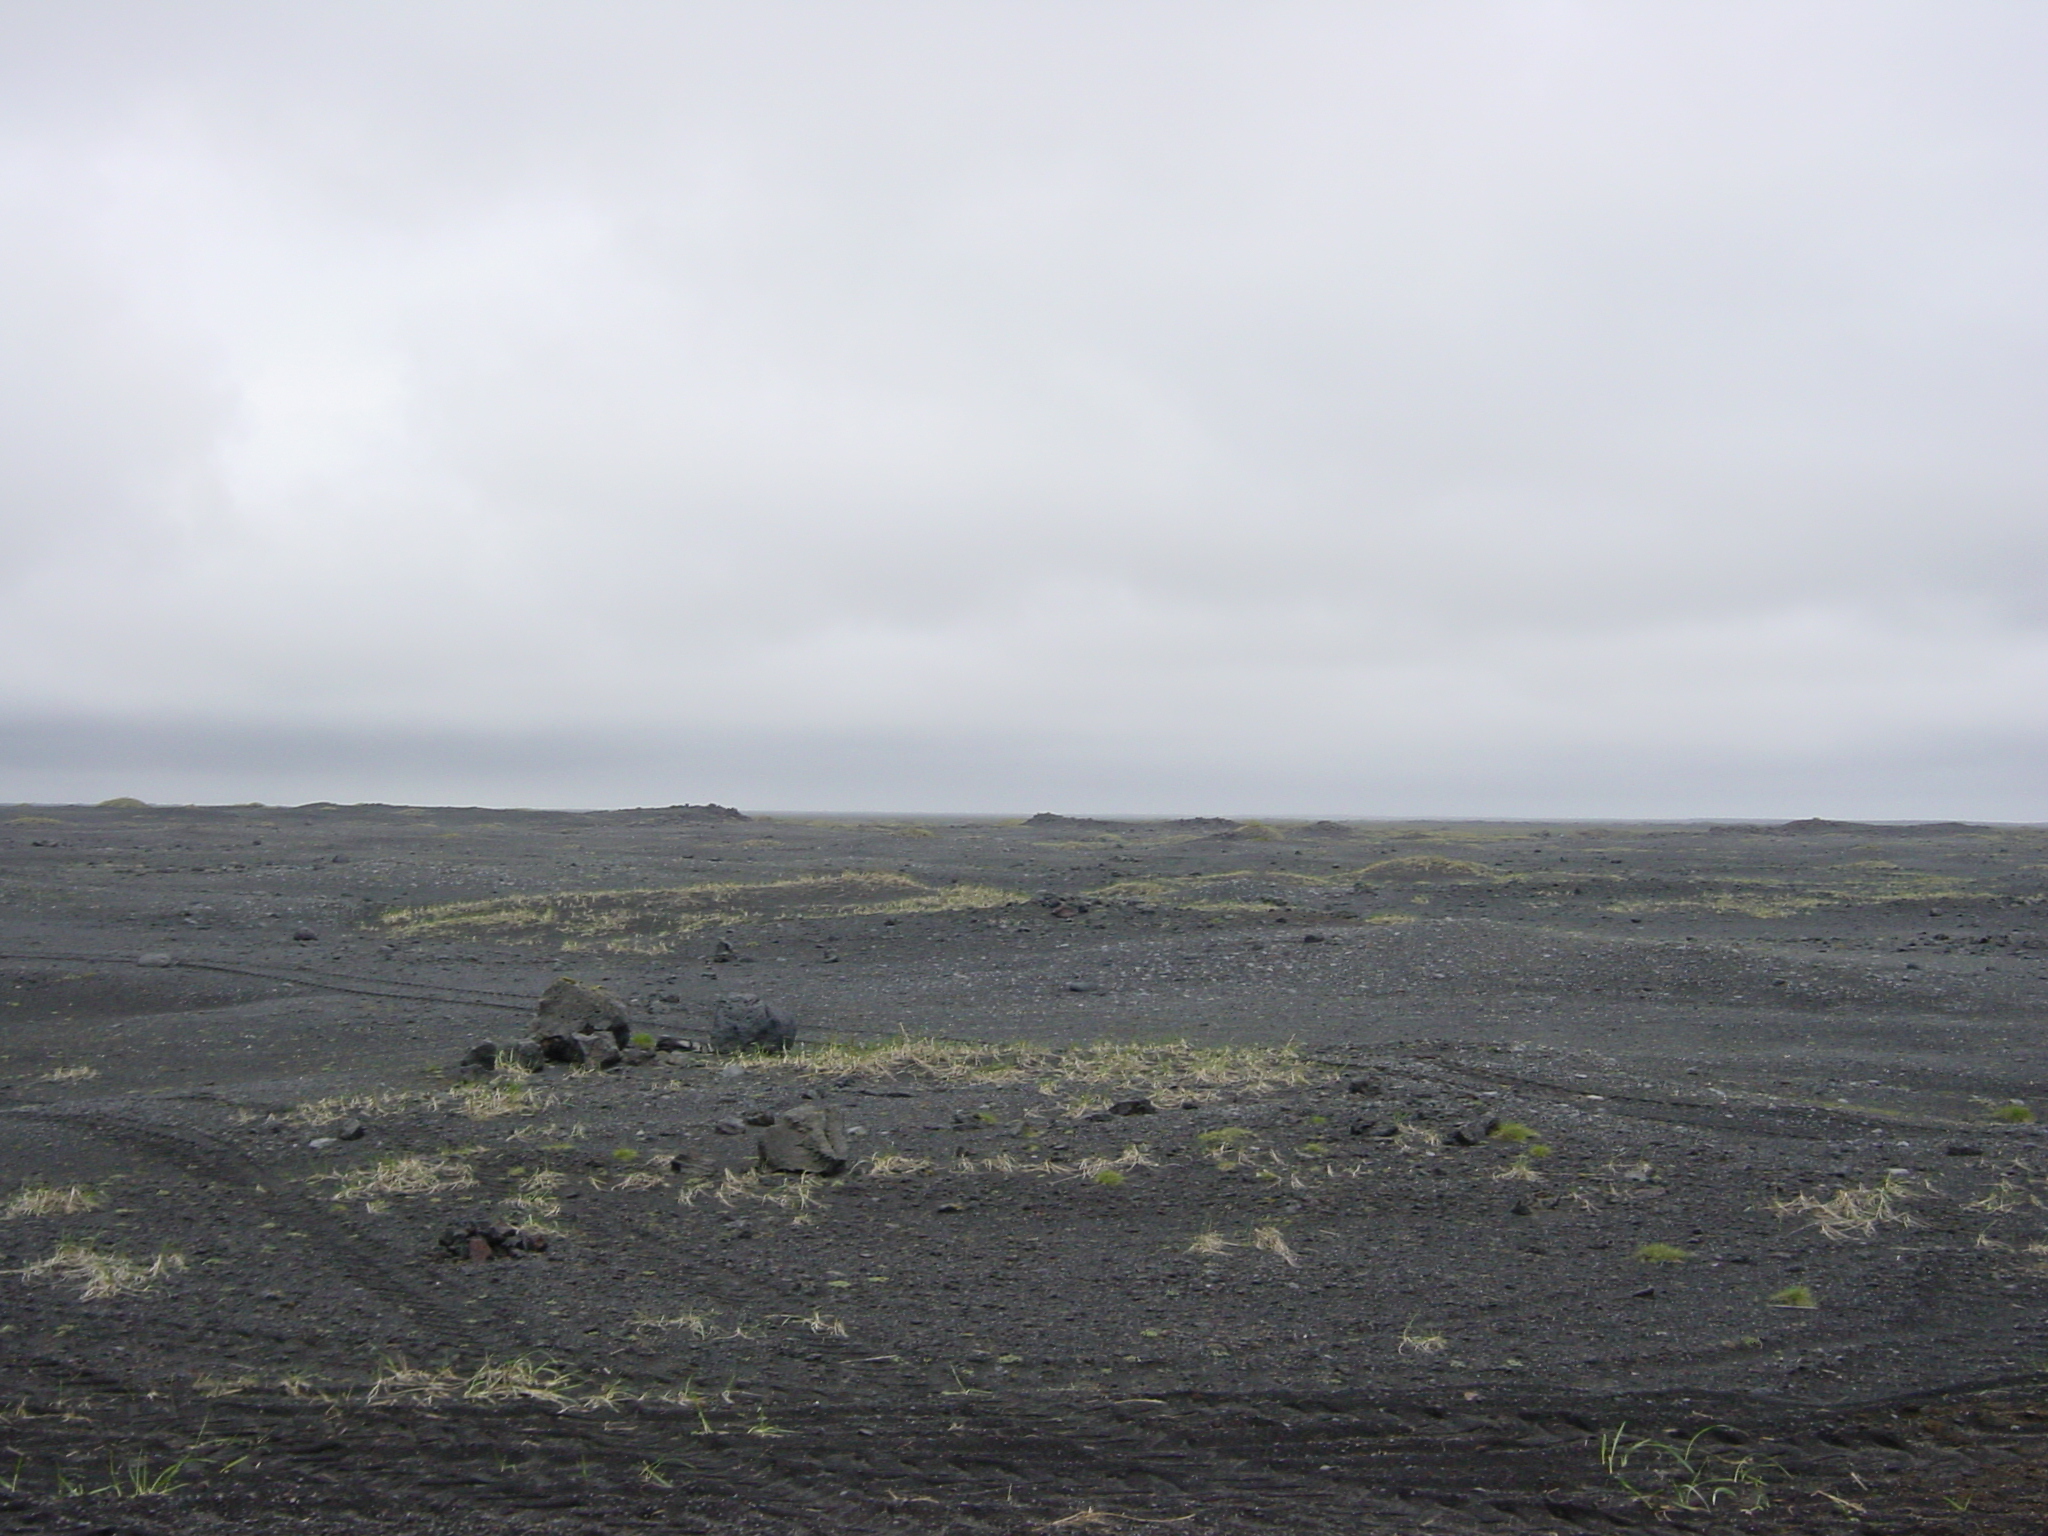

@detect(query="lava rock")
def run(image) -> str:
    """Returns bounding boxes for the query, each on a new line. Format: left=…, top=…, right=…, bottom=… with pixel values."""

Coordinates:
left=291, top=926, right=318, bottom=942
left=438, top=1222, right=547, bottom=1261
left=709, top=994, right=797, bottom=1055
left=337, top=1119, right=366, bottom=1141
left=135, top=953, right=174, bottom=968
left=713, top=1117, right=747, bottom=1136
left=757, top=1103, right=850, bottom=1176
left=1109, top=1098, right=1157, bottom=1116
left=574, top=1030, right=623, bottom=1069
left=533, top=978, right=630, bottom=1043
left=1449, top=1114, right=1502, bottom=1147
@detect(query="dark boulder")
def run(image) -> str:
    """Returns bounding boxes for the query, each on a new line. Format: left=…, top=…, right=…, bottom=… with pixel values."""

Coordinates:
left=757, top=1104, right=849, bottom=1176
left=533, top=978, right=629, bottom=1042
left=709, top=994, right=797, bottom=1054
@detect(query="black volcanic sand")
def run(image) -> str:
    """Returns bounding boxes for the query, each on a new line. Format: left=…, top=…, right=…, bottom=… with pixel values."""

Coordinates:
left=2, top=806, right=2046, bottom=1533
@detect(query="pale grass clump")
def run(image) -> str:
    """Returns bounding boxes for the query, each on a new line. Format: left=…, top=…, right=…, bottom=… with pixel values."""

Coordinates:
left=19, top=1242, right=186, bottom=1300
left=1964, top=1180, right=2037, bottom=1215
left=286, top=1090, right=422, bottom=1129
left=194, top=1372, right=262, bottom=1398
left=446, top=1078, right=556, bottom=1120
left=323, top=1153, right=478, bottom=1202
left=504, top=1120, right=589, bottom=1144
left=711, top=1034, right=1323, bottom=1103
left=1392, top=1123, right=1444, bottom=1155
left=1771, top=1173, right=1923, bottom=1241
left=1493, top=1156, right=1544, bottom=1183
left=1186, top=1230, right=1240, bottom=1257
left=39, top=1065, right=97, bottom=1083
left=4, top=1183, right=102, bottom=1219
left=1398, top=1323, right=1448, bottom=1357
left=773, top=1309, right=849, bottom=1337
left=367, top=1355, right=630, bottom=1411
left=505, top=1168, right=566, bottom=1227
left=679, top=1167, right=822, bottom=1215
left=862, top=1152, right=936, bottom=1177
left=603, top=1169, right=671, bottom=1192
left=1251, top=1225, right=1300, bottom=1266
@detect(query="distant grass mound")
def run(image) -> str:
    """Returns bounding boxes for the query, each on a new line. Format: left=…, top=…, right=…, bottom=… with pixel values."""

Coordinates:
left=1356, top=856, right=1499, bottom=883
left=378, top=872, right=1023, bottom=954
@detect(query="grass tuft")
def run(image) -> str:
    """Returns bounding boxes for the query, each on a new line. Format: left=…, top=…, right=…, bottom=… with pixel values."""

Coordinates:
left=18, top=1242, right=186, bottom=1300
left=4, top=1184, right=101, bottom=1219
left=1634, top=1243, right=1690, bottom=1264
left=322, top=1153, right=478, bottom=1202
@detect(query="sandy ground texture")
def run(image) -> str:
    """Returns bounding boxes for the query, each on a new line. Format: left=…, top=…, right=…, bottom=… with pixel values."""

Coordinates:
left=2, top=803, right=2046, bottom=1533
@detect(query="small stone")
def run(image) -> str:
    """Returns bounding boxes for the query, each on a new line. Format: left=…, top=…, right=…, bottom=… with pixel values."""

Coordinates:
left=1449, top=1114, right=1501, bottom=1147
left=1631, top=1286, right=1657, bottom=1299
left=1346, top=1077, right=1380, bottom=1095
left=337, top=1119, right=366, bottom=1141
left=1109, top=1098, right=1157, bottom=1116
left=460, top=1042, right=500, bottom=1070
left=136, top=952, right=174, bottom=968
left=292, top=926, right=317, bottom=942
left=713, top=1118, right=746, bottom=1136
left=742, top=1111, right=776, bottom=1127
left=1347, top=1118, right=1378, bottom=1137
left=936, top=1202, right=963, bottom=1214
left=307, top=1137, right=338, bottom=1150
left=1946, top=1144, right=1985, bottom=1156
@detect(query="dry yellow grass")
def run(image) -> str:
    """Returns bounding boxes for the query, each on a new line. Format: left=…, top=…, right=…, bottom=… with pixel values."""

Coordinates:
left=1771, top=1174, right=1922, bottom=1241
left=367, top=1356, right=629, bottom=1411
left=3, top=1183, right=102, bottom=1219
left=322, top=1153, right=478, bottom=1202
left=715, top=1036, right=1324, bottom=1107
left=18, top=1242, right=186, bottom=1300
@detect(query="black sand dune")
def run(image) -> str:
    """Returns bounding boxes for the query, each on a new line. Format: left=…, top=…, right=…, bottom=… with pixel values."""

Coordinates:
left=3, top=805, right=2046, bottom=1532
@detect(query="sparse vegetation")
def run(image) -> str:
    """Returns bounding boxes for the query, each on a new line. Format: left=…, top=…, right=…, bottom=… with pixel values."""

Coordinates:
left=1251, top=1225, right=1299, bottom=1266
left=38, top=1065, right=97, bottom=1083
left=1990, top=1101, right=2036, bottom=1124
left=17, top=1242, right=186, bottom=1300
left=322, top=1153, right=478, bottom=1201
left=366, top=1356, right=630, bottom=1411
left=1489, top=1121, right=1538, bottom=1143
left=1771, top=1174, right=1921, bottom=1241
left=1768, top=1284, right=1816, bottom=1309
left=1598, top=1423, right=1774, bottom=1512
left=378, top=871, right=1024, bottom=953
left=447, top=1078, right=555, bottom=1119
left=1635, top=1243, right=1690, bottom=1264
left=4, top=1183, right=101, bottom=1219
left=1397, top=1322, right=1448, bottom=1357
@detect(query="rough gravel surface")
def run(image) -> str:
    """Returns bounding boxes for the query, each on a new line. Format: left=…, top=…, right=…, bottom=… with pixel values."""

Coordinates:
left=3, top=804, right=2046, bottom=1533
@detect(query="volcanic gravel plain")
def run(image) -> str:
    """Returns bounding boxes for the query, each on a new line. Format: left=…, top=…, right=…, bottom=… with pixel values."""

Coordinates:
left=2, top=803, right=2046, bottom=1534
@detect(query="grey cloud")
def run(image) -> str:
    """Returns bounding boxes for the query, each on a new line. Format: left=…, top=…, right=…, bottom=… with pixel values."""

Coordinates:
left=0, top=2, right=2043, bottom=814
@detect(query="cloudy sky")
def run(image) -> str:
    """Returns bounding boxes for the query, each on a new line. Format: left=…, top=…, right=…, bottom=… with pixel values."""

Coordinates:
left=1, top=2, right=2042, bottom=816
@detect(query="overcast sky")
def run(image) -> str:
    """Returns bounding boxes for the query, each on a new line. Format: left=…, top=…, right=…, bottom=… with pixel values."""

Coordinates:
left=1, top=2, right=2042, bottom=816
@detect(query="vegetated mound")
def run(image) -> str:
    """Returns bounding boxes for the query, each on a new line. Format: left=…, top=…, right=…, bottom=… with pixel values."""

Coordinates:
left=1166, top=817, right=1242, bottom=831
left=376, top=871, right=1022, bottom=953
left=1716, top=818, right=1988, bottom=836
left=1354, top=856, right=1497, bottom=883
left=1024, top=813, right=1133, bottom=830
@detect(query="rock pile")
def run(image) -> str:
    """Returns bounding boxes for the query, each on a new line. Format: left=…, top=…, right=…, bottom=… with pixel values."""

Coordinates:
left=458, top=980, right=800, bottom=1074
left=438, top=1222, right=549, bottom=1261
